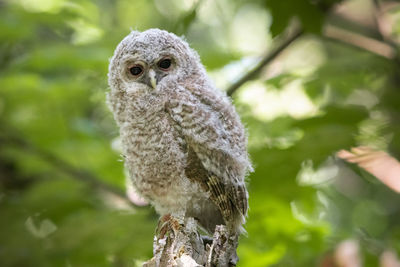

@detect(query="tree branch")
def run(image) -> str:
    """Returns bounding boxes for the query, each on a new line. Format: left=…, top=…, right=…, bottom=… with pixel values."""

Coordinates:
left=143, top=216, right=238, bottom=267
left=226, top=28, right=304, bottom=97
left=325, top=1, right=400, bottom=65
left=323, top=24, right=396, bottom=59
left=225, top=1, right=400, bottom=97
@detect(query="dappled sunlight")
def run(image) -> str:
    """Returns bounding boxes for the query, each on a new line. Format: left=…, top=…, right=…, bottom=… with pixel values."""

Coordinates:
left=25, top=216, right=57, bottom=239
left=230, top=4, right=271, bottom=54
left=355, top=110, right=392, bottom=150
left=282, top=80, right=321, bottom=119
left=210, top=57, right=259, bottom=89
left=296, top=157, right=338, bottom=187
left=68, top=19, right=103, bottom=45
left=238, top=79, right=320, bottom=121
left=16, top=0, right=64, bottom=13
left=268, top=37, right=327, bottom=77
left=154, top=0, right=197, bottom=17
left=262, top=128, right=304, bottom=149
left=290, top=201, right=316, bottom=225
left=345, top=89, right=379, bottom=110
left=197, top=0, right=234, bottom=27
left=239, top=81, right=286, bottom=121
left=290, top=197, right=331, bottom=227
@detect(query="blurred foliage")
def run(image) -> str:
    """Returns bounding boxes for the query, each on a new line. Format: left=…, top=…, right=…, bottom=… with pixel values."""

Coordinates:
left=1, top=0, right=400, bottom=266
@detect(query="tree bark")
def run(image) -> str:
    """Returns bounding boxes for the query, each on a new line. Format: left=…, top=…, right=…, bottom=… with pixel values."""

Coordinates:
left=143, top=216, right=239, bottom=267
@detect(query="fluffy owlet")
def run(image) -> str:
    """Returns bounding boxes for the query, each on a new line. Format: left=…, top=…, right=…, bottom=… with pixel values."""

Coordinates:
left=107, top=29, right=252, bottom=237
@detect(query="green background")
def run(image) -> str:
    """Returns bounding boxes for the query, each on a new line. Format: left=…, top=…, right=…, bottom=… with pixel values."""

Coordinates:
left=1, top=0, right=400, bottom=266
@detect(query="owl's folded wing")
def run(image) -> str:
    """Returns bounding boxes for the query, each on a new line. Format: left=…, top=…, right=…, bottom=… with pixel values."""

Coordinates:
left=166, top=86, right=249, bottom=222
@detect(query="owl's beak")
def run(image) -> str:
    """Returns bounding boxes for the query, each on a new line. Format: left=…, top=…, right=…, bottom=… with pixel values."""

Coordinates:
left=149, top=69, right=157, bottom=89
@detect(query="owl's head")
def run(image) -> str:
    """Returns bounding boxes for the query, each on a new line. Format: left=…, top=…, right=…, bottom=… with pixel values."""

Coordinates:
left=108, top=29, right=202, bottom=94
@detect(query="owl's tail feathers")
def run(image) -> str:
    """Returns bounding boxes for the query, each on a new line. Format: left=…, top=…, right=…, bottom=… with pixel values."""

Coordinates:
left=228, top=211, right=247, bottom=237
left=227, top=184, right=249, bottom=236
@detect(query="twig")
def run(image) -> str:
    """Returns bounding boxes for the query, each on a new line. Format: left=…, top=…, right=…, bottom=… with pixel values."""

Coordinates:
left=226, top=28, right=304, bottom=96
left=323, top=24, right=396, bottom=59
left=326, top=1, right=400, bottom=66
left=371, top=0, right=400, bottom=60
left=225, top=1, right=400, bottom=97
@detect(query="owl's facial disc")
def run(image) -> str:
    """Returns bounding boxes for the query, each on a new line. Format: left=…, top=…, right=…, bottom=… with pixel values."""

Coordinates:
left=124, top=56, right=174, bottom=90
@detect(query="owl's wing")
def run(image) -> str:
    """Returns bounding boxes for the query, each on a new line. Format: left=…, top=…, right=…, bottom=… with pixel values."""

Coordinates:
left=166, top=86, right=249, bottom=224
left=185, top=146, right=237, bottom=223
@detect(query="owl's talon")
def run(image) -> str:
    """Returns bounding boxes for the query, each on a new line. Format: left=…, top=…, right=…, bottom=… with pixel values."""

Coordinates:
left=156, top=214, right=182, bottom=239
left=160, top=214, right=171, bottom=223
left=156, top=214, right=171, bottom=238
left=157, top=222, right=170, bottom=238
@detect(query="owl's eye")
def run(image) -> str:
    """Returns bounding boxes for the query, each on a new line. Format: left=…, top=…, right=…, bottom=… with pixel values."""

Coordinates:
left=128, top=65, right=143, bottom=76
left=158, top=58, right=172, bottom=70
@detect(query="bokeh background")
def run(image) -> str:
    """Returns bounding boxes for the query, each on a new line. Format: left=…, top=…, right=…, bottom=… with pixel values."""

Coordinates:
left=1, top=0, right=400, bottom=266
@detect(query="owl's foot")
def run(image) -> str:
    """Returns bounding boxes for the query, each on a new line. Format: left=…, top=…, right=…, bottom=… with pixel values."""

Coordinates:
left=156, top=214, right=171, bottom=238
left=156, top=214, right=182, bottom=239
left=148, top=216, right=205, bottom=266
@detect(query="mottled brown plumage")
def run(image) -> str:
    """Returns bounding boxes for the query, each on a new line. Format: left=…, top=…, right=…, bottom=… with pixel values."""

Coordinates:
left=107, top=29, right=252, bottom=236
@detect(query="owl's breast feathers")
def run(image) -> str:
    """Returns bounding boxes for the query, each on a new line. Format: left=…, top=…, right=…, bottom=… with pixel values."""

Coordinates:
left=119, top=100, right=187, bottom=197
left=165, top=84, right=251, bottom=232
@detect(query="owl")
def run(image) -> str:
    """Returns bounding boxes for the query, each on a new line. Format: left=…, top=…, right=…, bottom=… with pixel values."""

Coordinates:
left=107, top=29, right=252, bottom=238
